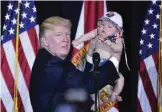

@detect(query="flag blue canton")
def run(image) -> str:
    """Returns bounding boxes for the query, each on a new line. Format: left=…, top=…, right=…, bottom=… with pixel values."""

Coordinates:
left=139, top=1, right=160, bottom=60
left=1, top=1, right=37, bottom=44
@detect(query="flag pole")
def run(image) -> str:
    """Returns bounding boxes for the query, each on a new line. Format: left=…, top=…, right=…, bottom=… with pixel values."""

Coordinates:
left=158, top=1, right=162, bottom=112
left=14, top=1, right=20, bottom=112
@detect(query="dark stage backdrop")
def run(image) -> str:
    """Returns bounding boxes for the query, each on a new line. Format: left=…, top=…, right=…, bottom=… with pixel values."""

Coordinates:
left=1, top=1, right=149, bottom=112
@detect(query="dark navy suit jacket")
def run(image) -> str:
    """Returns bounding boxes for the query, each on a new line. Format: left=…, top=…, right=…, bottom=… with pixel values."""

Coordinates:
left=29, top=48, right=119, bottom=112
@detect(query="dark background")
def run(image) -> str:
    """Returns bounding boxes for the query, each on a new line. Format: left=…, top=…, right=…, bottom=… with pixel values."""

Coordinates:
left=1, top=1, right=150, bottom=112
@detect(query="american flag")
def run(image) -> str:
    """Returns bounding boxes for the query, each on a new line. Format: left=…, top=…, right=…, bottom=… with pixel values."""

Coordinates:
left=137, top=0, right=160, bottom=112
left=1, top=1, right=39, bottom=112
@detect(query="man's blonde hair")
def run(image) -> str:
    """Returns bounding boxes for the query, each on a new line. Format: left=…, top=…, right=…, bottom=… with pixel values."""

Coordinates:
left=39, top=16, right=72, bottom=47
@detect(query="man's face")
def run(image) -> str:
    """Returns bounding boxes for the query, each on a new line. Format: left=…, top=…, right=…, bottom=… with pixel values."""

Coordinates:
left=97, top=20, right=118, bottom=40
left=45, top=25, right=71, bottom=59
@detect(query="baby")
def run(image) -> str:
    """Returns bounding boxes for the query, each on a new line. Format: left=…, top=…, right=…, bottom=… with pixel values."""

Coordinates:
left=72, top=11, right=126, bottom=102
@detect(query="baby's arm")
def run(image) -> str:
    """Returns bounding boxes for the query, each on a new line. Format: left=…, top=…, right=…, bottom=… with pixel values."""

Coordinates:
left=109, top=73, right=124, bottom=102
left=87, top=38, right=97, bottom=56
left=72, top=29, right=97, bottom=46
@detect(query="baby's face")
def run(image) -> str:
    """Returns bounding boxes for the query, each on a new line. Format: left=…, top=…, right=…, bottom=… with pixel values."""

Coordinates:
left=97, top=20, right=118, bottom=40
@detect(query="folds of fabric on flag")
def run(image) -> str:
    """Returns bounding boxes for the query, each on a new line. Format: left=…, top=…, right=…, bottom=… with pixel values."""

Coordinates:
left=1, top=1, right=39, bottom=112
left=71, top=1, right=119, bottom=112
left=137, top=1, right=160, bottom=112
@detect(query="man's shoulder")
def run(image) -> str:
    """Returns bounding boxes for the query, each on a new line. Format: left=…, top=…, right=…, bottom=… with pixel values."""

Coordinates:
left=32, top=49, right=65, bottom=75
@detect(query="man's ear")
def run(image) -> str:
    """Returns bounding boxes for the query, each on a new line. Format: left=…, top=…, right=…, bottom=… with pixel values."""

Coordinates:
left=40, top=37, right=48, bottom=47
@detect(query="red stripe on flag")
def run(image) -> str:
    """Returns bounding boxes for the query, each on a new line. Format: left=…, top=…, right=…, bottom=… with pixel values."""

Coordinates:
left=1, top=47, right=15, bottom=98
left=17, top=93, right=25, bottom=112
left=137, top=98, right=143, bottom=112
left=1, top=100, right=7, bottom=112
left=12, top=37, right=31, bottom=89
left=1, top=46, right=25, bottom=112
left=139, top=61, right=157, bottom=112
left=27, top=27, right=39, bottom=55
left=84, top=1, right=104, bottom=33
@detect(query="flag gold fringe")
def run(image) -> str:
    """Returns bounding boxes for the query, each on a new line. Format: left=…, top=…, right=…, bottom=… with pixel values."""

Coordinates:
left=158, top=1, right=162, bottom=112
left=14, top=1, right=20, bottom=112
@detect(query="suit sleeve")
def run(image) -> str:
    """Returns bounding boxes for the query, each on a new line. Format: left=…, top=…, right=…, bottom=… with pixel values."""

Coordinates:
left=82, top=60, right=119, bottom=94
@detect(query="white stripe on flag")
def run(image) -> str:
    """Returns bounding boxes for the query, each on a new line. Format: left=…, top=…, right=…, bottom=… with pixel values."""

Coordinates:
left=104, top=0, right=107, bottom=14
left=138, top=75, right=152, bottom=112
left=144, top=55, right=158, bottom=97
left=20, top=31, right=36, bottom=69
left=1, top=71, right=14, bottom=112
left=74, top=3, right=84, bottom=49
left=35, top=25, right=40, bottom=43
left=3, top=41, right=33, bottom=112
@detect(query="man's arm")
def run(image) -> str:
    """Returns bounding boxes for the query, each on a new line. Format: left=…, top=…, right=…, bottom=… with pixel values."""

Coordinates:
left=82, top=60, right=120, bottom=94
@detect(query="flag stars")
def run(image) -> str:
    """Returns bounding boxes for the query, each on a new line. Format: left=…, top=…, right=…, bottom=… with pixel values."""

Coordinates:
left=29, top=16, right=35, bottom=23
left=32, top=6, right=37, bottom=12
left=149, top=33, right=155, bottom=39
left=139, top=50, right=142, bottom=55
left=11, top=18, right=17, bottom=25
left=147, top=42, right=153, bottom=49
left=20, top=22, right=24, bottom=28
left=140, top=39, right=144, bottom=45
left=21, top=12, right=27, bottom=18
left=24, top=1, right=30, bottom=8
left=5, top=13, right=10, bottom=20
left=141, top=29, right=147, bottom=34
left=156, top=13, right=160, bottom=19
left=3, top=24, right=7, bottom=31
left=139, top=2, right=159, bottom=60
left=14, top=8, right=19, bottom=14
left=148, top=8, right=154, bottom=15
left=152, top=0, right=157, bottom=4
left=152, top=23, right=158, bottom=29
left=144, top=19, right=150, bottom=25
left=7, top=3, right=13, bottom=10
left=8, top=28, right=14, bottom=35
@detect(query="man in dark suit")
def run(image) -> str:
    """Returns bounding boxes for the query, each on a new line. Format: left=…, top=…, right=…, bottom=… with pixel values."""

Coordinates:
left=29, top=16, right=119, bottom=112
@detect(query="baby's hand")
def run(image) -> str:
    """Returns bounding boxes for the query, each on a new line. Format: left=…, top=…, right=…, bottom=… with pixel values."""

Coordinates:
left=72, top=40, right=80, bottom=46
left=116, top=95, right=122, bottom=102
